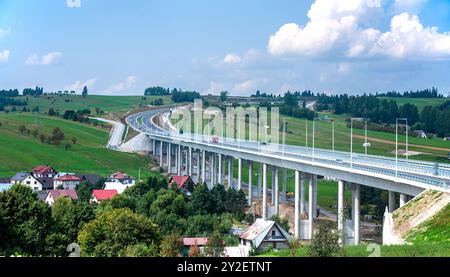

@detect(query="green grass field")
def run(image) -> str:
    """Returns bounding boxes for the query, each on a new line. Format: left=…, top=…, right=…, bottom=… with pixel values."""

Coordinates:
left=0, top=112, right=160, bottom=180
left=258, top=243, right=450, bottom=257
left=14, top=95, right=173, bottom=116
left=406, top=204, right=450, bottom=243
left=378, top=97, right=448, bottom=110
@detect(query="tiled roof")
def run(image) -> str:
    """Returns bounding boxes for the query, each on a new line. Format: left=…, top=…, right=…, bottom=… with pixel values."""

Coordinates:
left=55, top=175, right=82, bottom=182
left=32, top=166, right=56, bottom=174
left=92, top=189, right=118, bottom=201
left=110, top=171, right=133, bottom=180
left=170, top=176, right=191, bottom=189
left=182, top=237, right=209, bottom=246
left=48, top=190, right=78, bottom=201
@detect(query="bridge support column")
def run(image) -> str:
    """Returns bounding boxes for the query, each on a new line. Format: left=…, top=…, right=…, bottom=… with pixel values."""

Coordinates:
left=337, top=180, right=345, bottom=244
left=196, top=150, right=200, bottom=183
left=400, top=194, right=408, bottom=207
left=258, top=163, right=262, bottom=200
left=218, top=154, right=223, bottom=185
left=300, top=174, right=306, bottom=215
left=238, top=158, right=242, bottom=191
left=228, top=157, right=233, bottom=189
left=167, top=143, right=171, bottom=174
left=177, top=145, right=181, bottom=175
left=248, top=161, right=253, bottom=206
left=188, top=147, right=192, bottom=176
left=282, top=168, right=287, bottom=203
left=201, top=150, right=206, bottom=184
left=274, top=166, right=279, bottom=216
left=353, top=184, right=361, bottom=245
left=159, top=141, right=163, bottom=166
left=389, top=191, right=396, bottom=212
left=294, top=170, right=301, bottom=238
left=262, top=163, right=268, bottom=220
left=308, top=174, right=314, bottom=240
left=313, top=175, right=318, bottom=218
left=210, top=154, right=215, bottom=188
left=271, top=167, right=275, bottom=205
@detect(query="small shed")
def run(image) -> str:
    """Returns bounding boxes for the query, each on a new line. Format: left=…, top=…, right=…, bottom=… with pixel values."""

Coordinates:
left=240, top=219, right=291, bottom=251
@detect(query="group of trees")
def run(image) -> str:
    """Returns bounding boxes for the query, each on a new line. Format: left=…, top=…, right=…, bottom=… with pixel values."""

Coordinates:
left=143, top=86, right=201, bottom=103
left=62, top=109, right=91, bottom=123
left=144, top=86, right=171, bottom=96
left=376, top=87, right=442, bottom=98
left=22, top=86, right=44, bottom=97
left=0, top=97, right=27, bottom=111
left=0, top=89, right=20, bottom=97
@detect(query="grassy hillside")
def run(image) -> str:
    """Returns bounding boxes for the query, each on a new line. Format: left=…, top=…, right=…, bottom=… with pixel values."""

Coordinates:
left=406, top=203, right=450, bottom=243
left=378, top=97, right=448, bottom=110
left=0, top=112, right=159, bottom=179
left=14, top=95, right=173, bottom=116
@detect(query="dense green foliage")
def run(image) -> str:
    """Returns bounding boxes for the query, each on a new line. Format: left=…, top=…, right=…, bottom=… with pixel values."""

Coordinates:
left=307, top=222, right=341, bottom=257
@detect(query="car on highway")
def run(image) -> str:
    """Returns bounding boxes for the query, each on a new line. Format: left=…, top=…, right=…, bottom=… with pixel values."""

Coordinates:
left=211, top=136, right=219, bottom=144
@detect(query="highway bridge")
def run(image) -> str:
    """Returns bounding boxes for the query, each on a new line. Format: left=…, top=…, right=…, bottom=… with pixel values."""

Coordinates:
left=126, top=108, right=450, bottom=244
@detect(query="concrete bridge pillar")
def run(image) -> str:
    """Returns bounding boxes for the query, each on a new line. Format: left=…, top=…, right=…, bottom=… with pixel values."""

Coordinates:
left=177, top=145, right=181, bottom=175
left=271, top=167, right=275, bottom=205
left=218, top=154, right=223, bottom=185
left=262, top=163, right=268, bottom=220
left=188, top=147, right=192, bottom=176
left=308, top=174, right=314, bottom=240
left=337, top=180, right=345, bottom=244
left=210, top=154, right=215, bottom=188
left=258, top=163, right=262, bottom=200
left=248, top=161, right=253, bottom=206
left=400, top=193, right=408, bottom=207
left=159, top=141, right=163, bottom=166
left=196, top=150, right=201, bottom=183
left=152, top=139, right=156, bottom=155
left=313, top=175, right=318, bottom=218
left=201, top=150, right=206, bottom=184
left=167, top=143, right=171, bottom=174
left=294, top=170, right=301, bottom=238
left=389, top=191, right=396, bottom=212
left=353, top=184, right=361, bottom=245
left=228, top=157, right=233, bottom=189
left=238, top=158, right=242, bottom=191
left=282, top=168, right=287, bottom=203
left=274, top=166, right=279, bottom=216
left=300, top=174, right=306, bottom=215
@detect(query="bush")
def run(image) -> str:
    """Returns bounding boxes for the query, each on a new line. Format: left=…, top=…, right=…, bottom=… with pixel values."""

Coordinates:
left=307, top=222, right=341, bottom=257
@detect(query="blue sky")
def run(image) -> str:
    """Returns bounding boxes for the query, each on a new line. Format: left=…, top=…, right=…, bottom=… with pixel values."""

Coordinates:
left=0, top=0, right=450, bottom=96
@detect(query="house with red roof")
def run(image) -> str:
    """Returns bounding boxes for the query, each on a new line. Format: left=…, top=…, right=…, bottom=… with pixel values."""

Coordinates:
left=107, top=171, right=135, bottom=185
left=169, top=176, right=195, bottom=195
left=53, top=175, right=82, bottom=190
left=32, top=166, right=58, bottom=178
left=90, top=189, right=118, bottom=204
left=44, top=190, right=78, bottom=206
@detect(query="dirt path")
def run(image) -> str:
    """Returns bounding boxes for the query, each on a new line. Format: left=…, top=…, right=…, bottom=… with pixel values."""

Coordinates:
left=353, top=135, right=450, bottom=152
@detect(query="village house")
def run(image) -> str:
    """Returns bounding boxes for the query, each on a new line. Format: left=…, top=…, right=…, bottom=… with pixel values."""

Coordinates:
left=104, top=171, right=136, bottom=194
left=169, top=176, right=195, bottom=196
left=44, top=190, right=78, bottom=206
left=90, top=189, right=118, bottom=204
left=11, top=172, right=43, bottom=191
left=240, top=219, right=291, bottom=252
left=181, top=237, right=209, bottom=256
left=413, top=130, right=428, bottom=139
left=53, top=175, right=82, bottom=190
left=0, top=178, right=12, bottom=192
left=32, top=166, right=58, bottom=178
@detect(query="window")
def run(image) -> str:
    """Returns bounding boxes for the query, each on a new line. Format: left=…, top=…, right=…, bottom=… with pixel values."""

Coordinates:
left=26, top=181, right=30, bottom=185
left=272, top=230, right=276, bottom=237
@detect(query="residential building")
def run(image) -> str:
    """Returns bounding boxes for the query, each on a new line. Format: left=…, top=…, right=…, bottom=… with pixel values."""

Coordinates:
left=37, top=191, right=49, bottom=202
left=107, top=171, right=135, bottom=185
left=90, top=189, right=118, bottom=204
left=169, top=176, right=195, bottom=196
left=0, top=178, right=11, bottom=192
left=37, top=177, right=55, bottom=190
left=240, top=219, right=291, bottom=252
left=11, top=172, right=43, bottom=191
left=75, top=173, right=102, bottom=186
left=45, top=190, right=78, bottom=206
left=181, top=238, right=209, bottom=257
left=32, top=166, right=58, bottom=178
left=413, top=130, right=428, bottom=139
left=54, top=175, right=82, bottom=190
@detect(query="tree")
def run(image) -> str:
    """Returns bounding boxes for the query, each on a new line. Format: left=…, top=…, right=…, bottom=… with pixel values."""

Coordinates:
left=95, top=107, right=101, bottom=115
left=123, top=243, right=159, bottom=257
left=78, top=208, right=160, bottom=257
left=18, top=125, right=27, bottom=134
left=71, top=137, right=77, bottom=145
left=288, top=238, right=301, bottom=257
left=39, top=133, right=47, bottom=143
left=31, top=129, right=39, bottom=138
left=204, top=232, right=224, bottom=257
left=191, top=184, right=215, bottom=215
left=307, top=222, right=340, bottom=257
left=220, top=91, right=228, bottom=102
left=82, top=86, right=88, bottom=98
left=64, top=143, right=72, bottom=151
left=160, top=233, right=183, bottom=257
left=189, top=243, right=201, bottom=257
left=0, top=185, right=52, bottom=256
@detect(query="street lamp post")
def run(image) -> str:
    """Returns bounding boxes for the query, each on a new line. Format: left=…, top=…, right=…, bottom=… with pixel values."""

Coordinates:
left=395, top=118, right=408, bottom=179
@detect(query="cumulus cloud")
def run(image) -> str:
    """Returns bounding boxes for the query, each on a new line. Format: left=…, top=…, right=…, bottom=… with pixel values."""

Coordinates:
left=268, top=0, right=450, bottom=60
left=64, top=78, right=97, bottom=92
left=26, top=52, right=62, bottom=65
left=66, top=0, right=81, bottom=8
left=223, top=53, right=242, bottom=64
left=105, top=76, right=138, bottom=93
left=0, top=50, right=10, bottom=63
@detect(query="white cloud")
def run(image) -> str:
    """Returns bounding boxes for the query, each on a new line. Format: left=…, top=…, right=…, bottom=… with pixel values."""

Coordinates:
left=233, top=78, right=268, bottom=95
left=205, top=81, right=228, bottom=95
left=338, top=62, right=351, bottom=73
left=66, top=0, right=81, bottom=8
left=105, top=76, right=138, bottom=93
left=0, top=28, right=11, bottom=38
left=268, top=0, right=450, bottom=60
left=64, top=79, right=97, bottom=92
left=26, top=52, right=62, bottom=65
left=223, top=53, right=242, bottom=64
left=0, top=50, right=10, bottom=63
